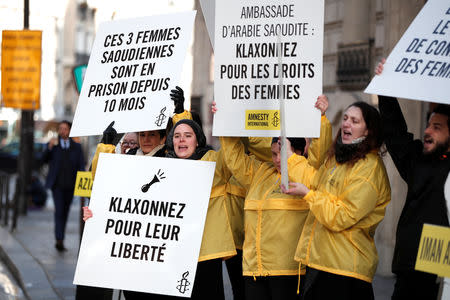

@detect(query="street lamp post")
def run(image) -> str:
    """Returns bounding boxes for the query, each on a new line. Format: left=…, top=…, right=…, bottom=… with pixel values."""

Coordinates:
left=15, top=0, right=35, bottom=219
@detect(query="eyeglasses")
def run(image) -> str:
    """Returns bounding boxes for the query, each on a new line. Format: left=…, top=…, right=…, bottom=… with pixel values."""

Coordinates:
left=122, top=141, right=137, bottom=146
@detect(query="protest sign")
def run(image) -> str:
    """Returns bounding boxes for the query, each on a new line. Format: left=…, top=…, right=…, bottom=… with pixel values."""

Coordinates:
left=415, top=224, right=450, bottom=277
left=74, top=171, right=93, bottom=197
left=73, top=154, right=215, bottom=297
left=365, top=1, right=450, bottom=104
left=70, top=11, right=196, bottom=137
left=213, top=0, right=324, bottom=137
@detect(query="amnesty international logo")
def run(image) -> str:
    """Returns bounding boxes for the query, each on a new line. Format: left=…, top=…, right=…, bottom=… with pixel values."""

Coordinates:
left=155, top=107, right=167, bottom=127
left=176, top=271, right=191, bottom=294
left=272, top=112, right=280, bottom=128
left=245, top=110, right=280, bottom=130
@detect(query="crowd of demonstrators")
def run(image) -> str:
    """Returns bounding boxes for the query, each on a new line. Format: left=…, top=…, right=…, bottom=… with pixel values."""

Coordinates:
left=79, top=79, right=450, bottom=300
left=42, top=120, right=85, bottom=252
left=376, top=59, right=450, bottom=300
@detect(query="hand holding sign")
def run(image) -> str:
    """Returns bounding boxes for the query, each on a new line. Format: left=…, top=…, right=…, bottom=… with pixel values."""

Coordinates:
left=171, top=86, right=185, bottom=114
left=375, top=58, right=386, bottom=76
left=101, top=121, right=117, bottom=145
left=314, top=94, right=329, bottom=116
left=82, top=206, right=93, bottom=222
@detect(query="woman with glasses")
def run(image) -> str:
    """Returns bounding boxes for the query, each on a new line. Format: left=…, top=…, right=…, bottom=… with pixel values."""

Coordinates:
left=118, top=132, right=139, bottom=154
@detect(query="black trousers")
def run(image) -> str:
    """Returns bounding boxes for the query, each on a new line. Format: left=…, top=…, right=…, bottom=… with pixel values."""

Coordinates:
left=392, top=270, right=439, bottom=300
left=301, top=267, right=374, bottom=300
left=225, top=249, right=245, bottom=300
left=244, top=275, right=299, bottom=300
left=123, top=258, right=224, bottom=300
left=52, top=187, right=74, bottom=240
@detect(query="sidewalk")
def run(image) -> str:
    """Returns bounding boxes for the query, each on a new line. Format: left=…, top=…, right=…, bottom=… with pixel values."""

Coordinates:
left=0, top=197, right=395, bottom=300
left=0, top=198, right=81, bottom=300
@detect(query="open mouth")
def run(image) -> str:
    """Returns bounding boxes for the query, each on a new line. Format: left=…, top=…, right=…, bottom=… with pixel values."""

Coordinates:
left=424, top=135, right=433, bottom=146
left=342, top=130, right=352, bottom=139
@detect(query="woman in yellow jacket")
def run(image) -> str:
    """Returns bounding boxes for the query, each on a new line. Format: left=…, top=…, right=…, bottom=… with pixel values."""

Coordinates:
left=283, top=101, right=391, bottom=300
left=87, top=123, right=238, bottom=299
left=218, top=95, right=332, bottom=300
left=222, top=137, right=272, bottom=300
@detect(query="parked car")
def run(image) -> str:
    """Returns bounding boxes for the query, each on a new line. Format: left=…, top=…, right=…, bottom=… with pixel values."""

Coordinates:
left=0, top=141, right=48, bottom=174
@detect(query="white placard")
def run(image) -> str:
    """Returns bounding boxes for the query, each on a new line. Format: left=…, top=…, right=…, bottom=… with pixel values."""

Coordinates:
left=213, top=0, right=324, bottom=137
left=365, top=1, right=450, bottom=104
left=70, top=12, right=196, bottom=137
left=73, top=154, right=215, bottom=298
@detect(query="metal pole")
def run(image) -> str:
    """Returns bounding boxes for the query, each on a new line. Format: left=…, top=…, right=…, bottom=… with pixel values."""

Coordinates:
left=278, top=36, right=288, bottom=189
left=16, top=0, right=34, bottom=215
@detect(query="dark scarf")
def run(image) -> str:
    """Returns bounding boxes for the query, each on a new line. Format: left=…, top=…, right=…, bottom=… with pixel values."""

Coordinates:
left=165, top=119, right=212, bottom=160
left=335, top=136, right=364, bottom=164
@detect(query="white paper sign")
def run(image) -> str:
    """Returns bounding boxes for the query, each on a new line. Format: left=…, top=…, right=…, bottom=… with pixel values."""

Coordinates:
left=365, top=1, right=450, bottom=104
left=73, top=154, right=215, bottom=298
left=70, top=12, right=196, bottom=137
left=213, top=0, right=324, bottom=137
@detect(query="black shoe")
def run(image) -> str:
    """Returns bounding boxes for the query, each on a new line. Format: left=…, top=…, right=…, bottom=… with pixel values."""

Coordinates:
left=55, top=240, right=67, bottom=252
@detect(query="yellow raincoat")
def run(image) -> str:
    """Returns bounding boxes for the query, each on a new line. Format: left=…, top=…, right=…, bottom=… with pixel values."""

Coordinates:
left=224, top=137, right=272, bottom=250
left=220, top=116, right=332, bottom=276
left=295, top=151, right=391, bottom=282
left=198, top=149, right=237, bottom=261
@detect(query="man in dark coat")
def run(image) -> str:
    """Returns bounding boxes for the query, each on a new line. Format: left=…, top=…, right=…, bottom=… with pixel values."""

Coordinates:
left=43, top=120, right=85, bottom=251
left=376, top=60, right=450, bottom=299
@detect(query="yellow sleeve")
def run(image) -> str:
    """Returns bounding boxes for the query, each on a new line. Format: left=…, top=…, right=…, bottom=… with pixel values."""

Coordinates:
left=91, top=143, right=116, bottom=180
left=304, top=166, right=380, bottom=232
left=308, top=115, right=332, bottom=169
left=172, top=110, right=193, bottom=125
left=243, top=137, right=272, bottom=162
left=220, top=136, right=262, bottom=190
left=287, top=154, right=318, bottom=189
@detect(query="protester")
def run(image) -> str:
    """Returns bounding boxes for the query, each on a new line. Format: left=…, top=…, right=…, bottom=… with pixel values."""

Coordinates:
left=117, top=132, right=139, bottom=154
left=136, top=130, right=166, bottom=156
left=86, top=121, right=168, bottom=300
left=376, top=59, right=450, bottom=300
left=86, top=114, right=242, bottom=300
left=223, top=136, right=272, bottom=300
left=85, top=118, right=236, bottom=299
left=283, top=101, right=391, bottom=300
left=42, top=120, right=85, bottom=252
left=165, top=118, right=234, bottom=299
left=217, top=95, right=331, bottom=300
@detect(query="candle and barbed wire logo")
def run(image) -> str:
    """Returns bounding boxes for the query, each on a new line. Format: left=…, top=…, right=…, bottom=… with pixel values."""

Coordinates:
left=272, top=111, right=280, bottom=128
left=141, top=169, right=165, bottom=192
left=155, top=107, right=167, bottom=127
left=176, top=271, right=191, bottom=294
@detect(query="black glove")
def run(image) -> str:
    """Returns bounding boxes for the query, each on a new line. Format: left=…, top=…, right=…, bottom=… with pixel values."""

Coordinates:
left=170, top=86, right=185, bottom=114
left=101, top=121, right=117, bottom=145
left=126, top=147, right=138, bottom=155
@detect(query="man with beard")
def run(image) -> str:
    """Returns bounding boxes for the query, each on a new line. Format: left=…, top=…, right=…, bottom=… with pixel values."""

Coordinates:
left=376, top=60, right=450, bottom=299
